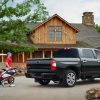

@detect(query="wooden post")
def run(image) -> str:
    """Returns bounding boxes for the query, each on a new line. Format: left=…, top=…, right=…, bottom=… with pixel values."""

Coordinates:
left=51, top=50, right=53, bottom=58
left=18, top=53, right=19, bottom=62
left=30, top=52, right=32, bottom=58
left=2, top=50, right=4, bottom=63
left=42, top=50, right=45, bottom=58
left=22, top=52, right=25, bottom=63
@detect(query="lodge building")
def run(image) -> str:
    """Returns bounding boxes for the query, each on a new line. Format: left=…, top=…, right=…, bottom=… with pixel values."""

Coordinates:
left=0, top=12, right=100, bottom=66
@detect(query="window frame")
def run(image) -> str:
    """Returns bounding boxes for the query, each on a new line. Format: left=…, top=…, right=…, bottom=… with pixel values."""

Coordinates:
left=48, top=26, right=62, bottom=41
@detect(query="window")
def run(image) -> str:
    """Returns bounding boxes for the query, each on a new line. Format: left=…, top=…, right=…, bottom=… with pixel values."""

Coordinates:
left=95, top=50, right=100, bottom=59
left=49, top=26, right=55, bottom=31
left=56, top=32, right=62, bottom=40
left=49, top=32, right=54, bottom=41
left=56, top=26, right=62, bottom=31
left=82, top=49, right=95, bottom=59
left=54, top=48, right=79, bottom=58
left=48, top=26, right=62, bottom=41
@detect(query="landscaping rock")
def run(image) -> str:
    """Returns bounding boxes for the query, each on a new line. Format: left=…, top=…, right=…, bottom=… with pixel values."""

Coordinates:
left=86, top=88, right=100, bottom=100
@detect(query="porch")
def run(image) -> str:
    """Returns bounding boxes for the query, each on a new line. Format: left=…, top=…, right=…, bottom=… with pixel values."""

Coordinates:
left=0, top=49, right=56, bottom=68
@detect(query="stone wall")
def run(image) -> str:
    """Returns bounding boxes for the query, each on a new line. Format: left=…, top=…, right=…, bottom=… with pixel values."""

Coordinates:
left=12, top=63, right=26, bottom=69
left=12, top=63, right=26, bottom=76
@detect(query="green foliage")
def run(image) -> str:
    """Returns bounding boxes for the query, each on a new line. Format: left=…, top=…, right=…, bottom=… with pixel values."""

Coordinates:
left=0, top=0, right=49, bottom=52
left=0, top=41, right=37, bottom=52
left=95, top=24, right=100, bottom=33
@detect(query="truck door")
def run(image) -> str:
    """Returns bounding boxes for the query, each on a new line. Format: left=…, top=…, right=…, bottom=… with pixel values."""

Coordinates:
left=81, top=49, right=99, bottom=76
left=94, top=49, right=100, bottom=72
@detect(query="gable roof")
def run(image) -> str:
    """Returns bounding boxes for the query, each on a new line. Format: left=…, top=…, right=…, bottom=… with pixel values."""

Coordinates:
left=28, top=14, right=79, bottom=32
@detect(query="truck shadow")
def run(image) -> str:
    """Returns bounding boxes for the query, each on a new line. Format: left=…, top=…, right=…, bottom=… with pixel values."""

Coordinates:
left=76, top=79, right=100, bottom=86
left=30, top=79, right=100, bottom=88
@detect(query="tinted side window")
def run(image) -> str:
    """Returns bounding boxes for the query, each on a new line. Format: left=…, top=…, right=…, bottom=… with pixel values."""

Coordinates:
left=82, top=49, right=95, bottom=58
left=54, top=48, right=78, bottom=58
left=95, top=50, right=100, bottom=59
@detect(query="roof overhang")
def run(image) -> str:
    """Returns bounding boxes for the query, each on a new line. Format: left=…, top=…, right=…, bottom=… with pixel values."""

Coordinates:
left=32, top=14, right=79, bottom=33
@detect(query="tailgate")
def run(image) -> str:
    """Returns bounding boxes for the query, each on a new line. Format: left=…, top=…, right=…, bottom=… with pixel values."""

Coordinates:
left=26, top=58, right=52, bottom=72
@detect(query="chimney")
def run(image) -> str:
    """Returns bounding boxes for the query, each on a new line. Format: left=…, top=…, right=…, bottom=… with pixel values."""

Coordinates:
left=82, top=12, right=94, bottom=26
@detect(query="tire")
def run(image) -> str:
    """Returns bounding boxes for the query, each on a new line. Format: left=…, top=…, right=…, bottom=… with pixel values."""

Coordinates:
left=38, top=79, right=50, bottom=85
left=8, top=76, right=15, bottom=84
left=60, top=70, right=76, bottom=87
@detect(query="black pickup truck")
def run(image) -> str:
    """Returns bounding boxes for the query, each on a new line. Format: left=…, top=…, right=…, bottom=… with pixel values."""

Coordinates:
left=25, top=48, right=100, bottom=87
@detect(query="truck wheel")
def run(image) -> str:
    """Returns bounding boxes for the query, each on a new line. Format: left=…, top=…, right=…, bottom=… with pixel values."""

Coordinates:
left=38, top=79, right=50, bottom=85
left=60, top=70, right=76, bottom=87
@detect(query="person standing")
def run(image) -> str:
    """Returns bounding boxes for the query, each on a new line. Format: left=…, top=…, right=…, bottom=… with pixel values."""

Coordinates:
left=5, top=52, right=15, bottom=87
left=6, top=52, right=12, bottom=69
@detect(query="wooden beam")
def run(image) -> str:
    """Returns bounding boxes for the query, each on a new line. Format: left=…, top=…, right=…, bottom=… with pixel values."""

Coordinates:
left=2, top=50, right=4, bottom=63
left=30, top=52, right=32, bottom=58
left=50, top=50, right=53, bottom=58
left=22, top=52, right=25, bottom=63
left=18, top=53, right=19, bottom=62
left=42, top=50, right=45, bottom=58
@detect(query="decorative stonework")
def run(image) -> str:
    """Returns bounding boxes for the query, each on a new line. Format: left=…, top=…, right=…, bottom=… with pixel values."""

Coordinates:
left=12, top=63, right=26, bottom=76
left=86, top=88, right=100, bottom=100
left=12, top=63, right=26, bottom=69
left=82, top=12, right=94, bottom=26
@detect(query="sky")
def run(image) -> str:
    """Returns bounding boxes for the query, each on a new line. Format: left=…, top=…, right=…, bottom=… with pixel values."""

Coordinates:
left=41, top=0, right=100, bottom=25
left=7, top=0, right=100, bottom=25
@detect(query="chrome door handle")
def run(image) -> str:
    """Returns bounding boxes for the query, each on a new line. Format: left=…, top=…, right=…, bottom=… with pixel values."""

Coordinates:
left=83, top=60, right=87, bottom=63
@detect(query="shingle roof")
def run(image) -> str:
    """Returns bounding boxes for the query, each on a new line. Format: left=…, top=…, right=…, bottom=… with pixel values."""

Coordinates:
left=26, top=23, right=100, bottom=48
left=26, top=22, right=41, bottom=30
left=71, top=23, right=100, bottom=48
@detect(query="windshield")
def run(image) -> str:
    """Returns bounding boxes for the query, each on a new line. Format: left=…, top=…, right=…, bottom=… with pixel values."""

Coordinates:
left=54, top=48, right=79, bottom=58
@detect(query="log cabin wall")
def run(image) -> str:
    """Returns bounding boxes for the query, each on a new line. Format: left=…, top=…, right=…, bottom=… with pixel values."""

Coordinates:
left=31, top=17, right=77, bottom=45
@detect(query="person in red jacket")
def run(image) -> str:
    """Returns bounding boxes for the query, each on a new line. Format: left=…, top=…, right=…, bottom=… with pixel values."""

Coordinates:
left=5, top=52, right=15, bottom=87
left=6, top=52, right=12, bottom=68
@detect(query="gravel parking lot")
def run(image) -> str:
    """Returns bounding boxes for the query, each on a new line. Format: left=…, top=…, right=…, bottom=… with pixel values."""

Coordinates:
left=0, top=76, right=100, bottom=100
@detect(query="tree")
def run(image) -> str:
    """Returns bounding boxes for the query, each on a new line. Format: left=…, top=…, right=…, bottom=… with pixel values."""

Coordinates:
left=0, top=0, right=49, bottom=52
left=0, top=0, right=49, bottom=43
left=95, top=24, right=100, bottom=33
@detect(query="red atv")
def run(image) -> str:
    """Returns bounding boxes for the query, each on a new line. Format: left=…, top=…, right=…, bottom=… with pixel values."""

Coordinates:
left=0, top=68, right=17, bottom=86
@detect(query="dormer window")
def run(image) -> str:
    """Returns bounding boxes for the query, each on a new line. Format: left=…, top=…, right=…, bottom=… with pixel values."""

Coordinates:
left=48, top=26, right=62, bottom=41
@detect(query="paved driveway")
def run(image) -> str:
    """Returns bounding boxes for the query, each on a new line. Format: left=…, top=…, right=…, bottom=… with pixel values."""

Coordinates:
left=0, top=76, right=100, bottom=100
